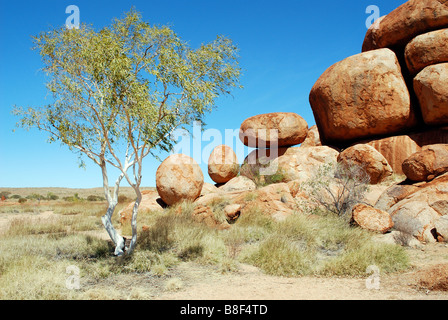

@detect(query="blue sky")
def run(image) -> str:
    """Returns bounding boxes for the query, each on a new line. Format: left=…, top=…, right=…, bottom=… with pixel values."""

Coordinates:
left=0, top=0, right=407, bottom=188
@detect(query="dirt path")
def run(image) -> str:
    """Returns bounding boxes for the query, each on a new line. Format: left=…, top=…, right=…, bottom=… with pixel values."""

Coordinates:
left=155, top=253, right=448, bottom=300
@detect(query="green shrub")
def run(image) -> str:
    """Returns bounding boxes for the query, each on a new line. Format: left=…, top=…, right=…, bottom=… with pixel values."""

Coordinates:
left=87, top=195, right=104, bottom=202
left=118, top=195, right=130, bottom=204
left=46, top=192, right=59, bottom=200
left=0, top=191, right=11, bottom=199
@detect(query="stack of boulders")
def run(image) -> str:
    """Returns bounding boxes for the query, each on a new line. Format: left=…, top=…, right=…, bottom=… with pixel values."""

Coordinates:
left=307, top=0, right=448, bottom=243
left=238, top=112, right=339, bottom=185
left=120, top=0, right=448, bottom=245
left=309, top=0, right=448, bottom=174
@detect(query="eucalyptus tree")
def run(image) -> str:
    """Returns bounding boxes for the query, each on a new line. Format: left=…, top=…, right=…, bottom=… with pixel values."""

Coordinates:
left=13, top=10, right=241, bottom=255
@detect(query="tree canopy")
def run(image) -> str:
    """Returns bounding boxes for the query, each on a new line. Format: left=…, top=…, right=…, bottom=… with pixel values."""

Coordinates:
left=13, top=9, right=242, bottom=255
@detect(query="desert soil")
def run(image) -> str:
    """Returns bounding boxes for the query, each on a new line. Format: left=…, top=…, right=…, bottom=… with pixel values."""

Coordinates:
left=1, top=209, right=447, bottom=300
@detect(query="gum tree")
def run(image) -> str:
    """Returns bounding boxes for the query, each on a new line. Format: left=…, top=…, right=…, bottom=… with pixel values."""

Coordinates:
left=13, top=9, right=241, bottom=255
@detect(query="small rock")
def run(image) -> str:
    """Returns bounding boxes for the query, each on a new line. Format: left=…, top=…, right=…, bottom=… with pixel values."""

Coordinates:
left=352, top=203, right=394, bottom=233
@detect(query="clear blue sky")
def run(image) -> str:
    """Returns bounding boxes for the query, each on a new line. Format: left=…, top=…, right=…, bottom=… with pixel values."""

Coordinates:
left=0, top=0, right=407, bottom=188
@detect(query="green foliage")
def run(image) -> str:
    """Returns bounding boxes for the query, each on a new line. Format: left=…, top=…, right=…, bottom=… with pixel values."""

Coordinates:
left=240, top=156, right=287, bottom=188
left=12, top=8, right=241, bottom=254
left=87, top=195, right=105, bottom=202
left=63, top=193, right=82, bottom=202
left=13, top=8, right=241, bottom=163
left=117, top=195, right=130, bottom=204
left=46, top=192, right=59, bottom=200
left=0, top=191, right=11, bottom=199
left=26, top=193, right=44, bottom=201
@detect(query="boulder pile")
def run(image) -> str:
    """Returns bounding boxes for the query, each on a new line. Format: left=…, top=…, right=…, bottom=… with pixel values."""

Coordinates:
left=120, top=0, right=448, bottom=246
left=309, top=0, right=448, bottom=168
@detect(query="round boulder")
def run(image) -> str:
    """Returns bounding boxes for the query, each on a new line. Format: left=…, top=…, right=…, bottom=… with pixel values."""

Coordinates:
left=239, top=112, right=308, bottom=148
left=362, top=0, right=448, bottom=52
left=413, top=63, right=448, bottom=126
left=156, top=154, right=204, bottom=206
left=402, top=144, right=448, bottom=182
left=338, top=144, right=393, bottom=184
left=365, top=135, right=421, bottom=174
left=352, top=204, right=394, bottom=234
left=309, top=48, right=415, bottom=145
left=208, top=145, right=239, bottom=184
left=405, top=29, right=448, bottom=75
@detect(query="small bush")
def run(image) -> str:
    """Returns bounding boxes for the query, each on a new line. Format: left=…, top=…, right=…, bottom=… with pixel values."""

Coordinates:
left=18, top=198, right=27, bottom=204
left=138, top=216, right=175, bottom=252
left=118, top=195, right=130, bottom=204
left=87, top=195, right=104, bottom=202
left=63, top=193, right=82, bottom=202
left=26, top=193, right=44, bottom=201
left=302, top=161, right=370, bottom=219
left=46, top=192, right=59, bottom=200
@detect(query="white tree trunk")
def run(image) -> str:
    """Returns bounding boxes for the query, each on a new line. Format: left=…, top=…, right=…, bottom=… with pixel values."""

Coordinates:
left=126, top=188, right=142, bottom=255
left=100, top=162, right=126, bottom=256
left=101, top=203, right=125, bottom=256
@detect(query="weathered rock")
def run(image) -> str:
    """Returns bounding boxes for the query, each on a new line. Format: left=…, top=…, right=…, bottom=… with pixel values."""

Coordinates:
left=223, top=204, right=242, bottom=222
left=239, top=112, right=308, bottom=148
left=208, top=145, right=239, bottom=184
left=338, top=144, right=393, bottom=184
left=155, top=154, right=204, bottom=206
left=200, top=182, right=220, bottom=196
left=351, top=203, right=394, bottom=233
left=405, top=29, right=448, bottom=75
left=362, top=0, right=448, bottom=52
left=363, top=184, right=395, bottom=207
left=286, top=179, right=306, bottom=198
left=192, top=205, right=230, bottom=230
left=413, top=63, right=448, bottom=126
left=375, top=184, right=420, bottom=212
left=365, top=135, right=421, bottom=174
left=309, top=48, right=415, bottom=145
left=435, top=216, right=448, bottom=241
left=388, top=173, right=448, bottom=242
left=219, top=175, right=256, bottom=192
left=409, top=127, right=448, bottom=146
left=301, top=125, right=322, bottom=147
left=119, top=190, right=165, bottom=225
left=235, top=183, right=297, bottom=221
left=240, top=146, right=339, bottom=185
left=402, top=144, right=448, bottom=181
